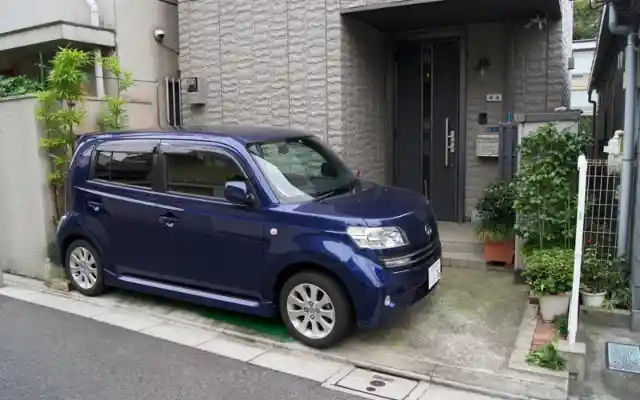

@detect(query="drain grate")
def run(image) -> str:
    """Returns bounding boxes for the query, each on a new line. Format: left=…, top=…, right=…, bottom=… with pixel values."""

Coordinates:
left=606, top=342, right=640, bottom=374
left=337, top=368, right=418, bottom=400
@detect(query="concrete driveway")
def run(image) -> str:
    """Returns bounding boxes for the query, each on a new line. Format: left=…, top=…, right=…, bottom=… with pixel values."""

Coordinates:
left=3, top=267, right=569, bottom=399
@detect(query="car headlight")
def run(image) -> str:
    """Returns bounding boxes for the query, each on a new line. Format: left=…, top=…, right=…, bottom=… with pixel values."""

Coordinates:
left=347, top=226, right=409, bottom=250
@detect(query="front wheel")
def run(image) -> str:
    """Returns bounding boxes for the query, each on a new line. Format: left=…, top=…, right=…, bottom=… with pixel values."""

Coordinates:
left=279, top=271, right=353, bottom=349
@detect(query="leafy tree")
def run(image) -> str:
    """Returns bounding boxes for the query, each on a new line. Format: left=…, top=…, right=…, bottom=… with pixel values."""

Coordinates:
left=574, top=0, right=602, bottom=40
left=36, top=48, right=91, bottom=224
left=97, top=56, right=134, bottom=131
left=513, top=123, right=592, bottom=250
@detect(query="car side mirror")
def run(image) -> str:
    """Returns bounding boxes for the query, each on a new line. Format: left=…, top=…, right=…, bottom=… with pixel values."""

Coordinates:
left=224, top=181, right=253, bottom=205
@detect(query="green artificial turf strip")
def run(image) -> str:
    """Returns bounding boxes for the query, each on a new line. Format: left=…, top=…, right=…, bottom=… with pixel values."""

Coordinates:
left=198, top=309, right=292, bottom=342
left=121, top=291, right=292, bottom=341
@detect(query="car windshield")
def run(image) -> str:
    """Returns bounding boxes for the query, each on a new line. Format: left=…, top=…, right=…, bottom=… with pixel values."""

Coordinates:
left=247, top=136, right=356, bottom=203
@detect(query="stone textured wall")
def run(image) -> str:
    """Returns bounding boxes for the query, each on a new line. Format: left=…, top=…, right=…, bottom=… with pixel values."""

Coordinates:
left=510, top=1, right=572, bottom=115
left=464, top=23, right=506, bottom=217
left=179, top=0, right=573, bottom=217
left=178, top=0, right=388, bottom=183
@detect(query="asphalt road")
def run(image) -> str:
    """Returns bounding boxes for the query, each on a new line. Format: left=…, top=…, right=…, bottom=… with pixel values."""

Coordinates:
left=0, top=295, right=361, bottom=400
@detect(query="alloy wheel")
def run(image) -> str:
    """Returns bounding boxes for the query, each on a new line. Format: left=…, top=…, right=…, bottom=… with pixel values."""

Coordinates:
left=286, top=283, right=336, bottom=340
left=68, top=247, right=98, bottom=290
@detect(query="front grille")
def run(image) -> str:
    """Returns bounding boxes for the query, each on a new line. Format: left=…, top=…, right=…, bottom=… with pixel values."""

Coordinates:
left=380, top=241, right=438, bottom=269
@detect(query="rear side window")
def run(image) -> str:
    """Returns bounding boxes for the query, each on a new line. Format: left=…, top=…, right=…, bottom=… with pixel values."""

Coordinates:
left=164, top=150, right=245, bottom=198
left=92, top=150, right=154, bottom=188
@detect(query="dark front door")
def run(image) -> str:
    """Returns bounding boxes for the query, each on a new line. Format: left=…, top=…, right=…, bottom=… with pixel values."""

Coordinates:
left=395, top=39, right=460, bottom=222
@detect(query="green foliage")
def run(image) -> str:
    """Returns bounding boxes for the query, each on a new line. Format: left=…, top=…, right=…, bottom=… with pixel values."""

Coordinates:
left=573, top=0, right=602, bottom=40
left=581, top=247, right=618, bottom=293
left=35, top=48, right=135, bottom=225
left=36, top=47, right=91, bottom=224
left=526, top=342, right=566, bottom=371
left=513, top=123, right=592, bottom=250
left=522, top=248, right=574, bottom=296
left=475, top=181, right=516, bottom=242
left=553, top=314, right=569, bottom=338
left=0, top=75, right=43, bottom=98
left=604, top=259, right=632, bottom=310
left=97, top=55, right=133, bottom=131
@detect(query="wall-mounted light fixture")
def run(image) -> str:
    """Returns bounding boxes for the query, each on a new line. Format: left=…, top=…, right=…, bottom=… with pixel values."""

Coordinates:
left=474, top=57, right=491, bottom=77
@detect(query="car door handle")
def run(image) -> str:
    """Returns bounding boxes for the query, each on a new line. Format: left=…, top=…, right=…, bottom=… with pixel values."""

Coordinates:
left=87, top=201, right=102, bottom=212
left=159, top=215, right=179, bottom=228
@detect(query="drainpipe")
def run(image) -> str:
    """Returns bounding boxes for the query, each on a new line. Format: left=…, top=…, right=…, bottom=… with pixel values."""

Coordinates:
left=84, top=0, right=105, bottom=98
left=588, top=89, right=597, bottom=136
left=608, top=4, right=637, bottom=257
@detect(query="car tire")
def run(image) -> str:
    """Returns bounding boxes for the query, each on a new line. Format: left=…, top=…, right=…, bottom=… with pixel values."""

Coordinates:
left=279, top=271, right=353, bottom=349
left=65, top=239, right=106, bottom=297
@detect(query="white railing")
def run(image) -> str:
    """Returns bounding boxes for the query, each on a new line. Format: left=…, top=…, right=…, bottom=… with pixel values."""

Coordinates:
left=569, top=155, right=588, bottom=344
left=568, top=156, right=621, bottom=344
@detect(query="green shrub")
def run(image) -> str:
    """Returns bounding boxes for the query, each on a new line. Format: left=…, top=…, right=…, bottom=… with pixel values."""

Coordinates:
left=522, top=248, right=574, bottom=296
left=526, top=342, right=566, bottom=370
left=581, top=247, right=618, bottom=294
left=0, top=75, right=43, bottom=98
left=475, top=181, right=516, bottom=242
left=513, top=123, right=591, bottom=250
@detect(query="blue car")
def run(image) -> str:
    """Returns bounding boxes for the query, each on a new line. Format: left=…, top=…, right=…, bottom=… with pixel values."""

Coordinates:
left=57, top=126, right=442, bottom=348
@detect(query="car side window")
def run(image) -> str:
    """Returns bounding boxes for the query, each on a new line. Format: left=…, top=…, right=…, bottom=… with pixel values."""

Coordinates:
left=92, top=150, right=155, bottom=189
left=164, top=150, right=246, bottom=199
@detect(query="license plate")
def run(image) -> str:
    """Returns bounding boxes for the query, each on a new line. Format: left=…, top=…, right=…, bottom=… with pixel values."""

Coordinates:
left=428, top=259, right=442, bottom=289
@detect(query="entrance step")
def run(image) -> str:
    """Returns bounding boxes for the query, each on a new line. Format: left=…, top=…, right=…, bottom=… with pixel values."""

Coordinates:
left=442, top=252, right=486, bottom=270
left=438, top=221, right=484, bottom=256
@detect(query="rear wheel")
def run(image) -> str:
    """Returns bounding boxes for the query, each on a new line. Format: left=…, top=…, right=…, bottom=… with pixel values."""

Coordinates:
left=279, top=271, right=353, bottom=349
left=65, top=240, right=105, bottom=296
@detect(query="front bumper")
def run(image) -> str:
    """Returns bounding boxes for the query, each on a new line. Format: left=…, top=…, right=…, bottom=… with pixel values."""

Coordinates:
left=355, top=241, right=442, bottom=328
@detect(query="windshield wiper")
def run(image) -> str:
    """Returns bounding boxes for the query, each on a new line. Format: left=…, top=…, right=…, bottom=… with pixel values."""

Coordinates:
left=313, top=179, right=357, bottom=201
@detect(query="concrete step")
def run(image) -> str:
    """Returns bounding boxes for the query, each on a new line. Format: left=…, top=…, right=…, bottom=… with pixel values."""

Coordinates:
left=442, top=252, right=487, bottom=270
left=441, top=239, right=484, bottom=256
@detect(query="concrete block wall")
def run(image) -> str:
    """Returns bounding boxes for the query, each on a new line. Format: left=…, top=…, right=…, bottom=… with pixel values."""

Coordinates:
left=179, top=0, right=389, bottom=183
left=0, top=96, right=53, bottom=280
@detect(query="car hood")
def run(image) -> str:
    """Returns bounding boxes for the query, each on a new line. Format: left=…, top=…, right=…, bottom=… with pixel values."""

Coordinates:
left=292, top=181, right=439, bottom=248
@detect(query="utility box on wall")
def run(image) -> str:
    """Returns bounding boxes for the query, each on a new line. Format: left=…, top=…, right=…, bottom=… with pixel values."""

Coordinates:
left=182, top=77, right=208, bottom=105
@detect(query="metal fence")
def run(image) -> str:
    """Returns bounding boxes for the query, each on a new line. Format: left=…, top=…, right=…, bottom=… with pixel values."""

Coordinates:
left=582, top=158, right=620, bottom=261
left=568, top=156, right=621, bottom=344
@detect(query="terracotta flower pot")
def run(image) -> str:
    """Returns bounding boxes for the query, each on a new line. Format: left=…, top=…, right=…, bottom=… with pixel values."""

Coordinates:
left=483, top=240, right=515, bottom=266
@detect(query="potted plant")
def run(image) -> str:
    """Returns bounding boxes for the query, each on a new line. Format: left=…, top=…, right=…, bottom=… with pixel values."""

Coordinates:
left=522, top=248, right=574, bottom=322
left=580, top=247, right=615, bottom=308
left=475, top=181, right=516, bottom=265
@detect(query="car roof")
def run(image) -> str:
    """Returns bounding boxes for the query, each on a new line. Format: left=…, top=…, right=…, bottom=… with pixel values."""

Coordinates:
left=82, top=125, right=311, bottom=145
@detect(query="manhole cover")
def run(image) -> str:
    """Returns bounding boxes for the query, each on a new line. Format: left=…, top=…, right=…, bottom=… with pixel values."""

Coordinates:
left=606, top=342, right=640, bottom=374
left=337, top=368, right=418, bottom=400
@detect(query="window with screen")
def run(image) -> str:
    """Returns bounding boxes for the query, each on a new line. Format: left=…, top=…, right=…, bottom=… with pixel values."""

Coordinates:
left=92, top=151, right=154, bottom=188
left=165, top=151, right=245, bottom=198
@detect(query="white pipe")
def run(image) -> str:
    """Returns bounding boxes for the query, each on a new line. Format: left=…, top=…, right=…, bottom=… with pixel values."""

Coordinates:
left=568, top=155, right=588, bottom=345
left=84, top=0, right=104, bottom=98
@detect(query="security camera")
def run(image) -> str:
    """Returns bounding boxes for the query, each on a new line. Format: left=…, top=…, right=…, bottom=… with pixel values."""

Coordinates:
left=153, top=29, right=166, bottom=42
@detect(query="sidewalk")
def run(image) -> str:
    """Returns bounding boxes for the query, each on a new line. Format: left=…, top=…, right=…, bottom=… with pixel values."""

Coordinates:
left=1, top=271, right=558, bottom=400
left=580, top=322, right=640, bottom=400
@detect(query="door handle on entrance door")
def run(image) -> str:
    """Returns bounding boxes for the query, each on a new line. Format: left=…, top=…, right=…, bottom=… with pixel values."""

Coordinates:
left=444, top=118, right=450, bottom=167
